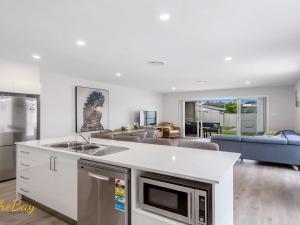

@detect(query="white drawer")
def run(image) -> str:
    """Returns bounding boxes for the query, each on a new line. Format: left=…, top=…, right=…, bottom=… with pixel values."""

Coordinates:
left=17, top=156, right=48, bottom=169
left=17, top=183, right=32, bottom=196
left=17, top=158, right=34, bottom=171
left=18, top=149, right=33, bottom=159
left=17, top=171, right=32, bottom=185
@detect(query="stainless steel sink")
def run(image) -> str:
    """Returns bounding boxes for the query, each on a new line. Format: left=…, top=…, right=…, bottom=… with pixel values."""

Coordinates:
left=45, top=141, right=86, bottom=148
left=70, top=144, right=100, bottom=151
left=91, top=146, right=129, bottom=156
left=44, top=142, right=129, bottom=156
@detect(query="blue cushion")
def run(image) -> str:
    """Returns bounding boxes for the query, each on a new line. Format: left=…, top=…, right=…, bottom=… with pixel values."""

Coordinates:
left=241, top=136, right=287, bottom=145
left=283, top=131, right=300, bottom=146
left=211, top=134, right=242, bottom=141
left=282, top=130, right=297, bottom=136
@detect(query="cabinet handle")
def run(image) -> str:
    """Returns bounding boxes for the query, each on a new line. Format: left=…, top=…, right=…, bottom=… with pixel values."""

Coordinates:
left=53, top=157, right=58, bottom=171
left=20, top=188, right=29, bottom=193
left=50, top=156, right=54, bottom=170
left=189, top=192, right=193, bottom=221
left=20, top=163, right=30, bottom=167
left=20, top=175, right=30, bottom=180
left=20, top=151, right=30, bottom=154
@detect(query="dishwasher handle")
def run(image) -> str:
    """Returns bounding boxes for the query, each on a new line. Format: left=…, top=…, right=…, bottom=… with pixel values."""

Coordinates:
left=88, top=172, right=110, bottom=181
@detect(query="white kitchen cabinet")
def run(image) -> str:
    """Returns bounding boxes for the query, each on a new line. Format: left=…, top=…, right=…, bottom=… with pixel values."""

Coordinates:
left=17, top=146, right=53, bottom=203
left=17, top=146, right=80, bottom=220
left=51, top=152, right=78, bottom=219
left=16, top=136, right=239, bottom=225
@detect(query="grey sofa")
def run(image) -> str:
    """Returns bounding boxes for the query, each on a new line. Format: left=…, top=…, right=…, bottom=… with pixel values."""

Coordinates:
left=211, top=130, right=300, bottom=167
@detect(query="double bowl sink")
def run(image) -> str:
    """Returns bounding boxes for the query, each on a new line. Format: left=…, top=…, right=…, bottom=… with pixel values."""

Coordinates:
left=44, top=141, right=129, bottom=156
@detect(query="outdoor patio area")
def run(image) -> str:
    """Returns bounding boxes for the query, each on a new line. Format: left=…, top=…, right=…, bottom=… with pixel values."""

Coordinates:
left=184, top=98, right=266, bottom=138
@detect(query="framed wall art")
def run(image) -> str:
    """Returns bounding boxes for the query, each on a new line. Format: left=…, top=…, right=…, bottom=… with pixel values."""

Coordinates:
left=75, top=86, right=109, bottom=132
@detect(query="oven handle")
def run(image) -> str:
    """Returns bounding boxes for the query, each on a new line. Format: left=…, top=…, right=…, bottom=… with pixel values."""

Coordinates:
left=88, top=172, right=110, bottom=181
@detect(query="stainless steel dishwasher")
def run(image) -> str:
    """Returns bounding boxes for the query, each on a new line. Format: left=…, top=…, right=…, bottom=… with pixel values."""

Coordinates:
left=78, top=159, right=131, bottom=225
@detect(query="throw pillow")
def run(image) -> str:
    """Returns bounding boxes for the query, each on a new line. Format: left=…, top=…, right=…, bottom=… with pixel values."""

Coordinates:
left=264, top=130, right=279, bottom=136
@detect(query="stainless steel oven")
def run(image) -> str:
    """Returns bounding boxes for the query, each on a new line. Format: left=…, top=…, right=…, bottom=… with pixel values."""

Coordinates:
left=139, top=172, right=212, bottom=225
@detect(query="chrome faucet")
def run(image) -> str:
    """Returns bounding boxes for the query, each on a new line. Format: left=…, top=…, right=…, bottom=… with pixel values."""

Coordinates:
left=77, top=133, right=91, bottom=144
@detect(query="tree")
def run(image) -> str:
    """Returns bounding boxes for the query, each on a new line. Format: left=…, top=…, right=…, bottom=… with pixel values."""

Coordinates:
left=225, top=102, right=237, bottom=113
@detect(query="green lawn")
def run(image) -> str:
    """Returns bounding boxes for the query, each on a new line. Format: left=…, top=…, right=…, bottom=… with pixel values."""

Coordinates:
left=210, top=130, right=237, bottom=135
left=221, top=130, right=237, bottom=135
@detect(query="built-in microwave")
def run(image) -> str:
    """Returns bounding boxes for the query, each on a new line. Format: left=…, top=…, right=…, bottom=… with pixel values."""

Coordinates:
left=139, top=172, right=212, bottom=225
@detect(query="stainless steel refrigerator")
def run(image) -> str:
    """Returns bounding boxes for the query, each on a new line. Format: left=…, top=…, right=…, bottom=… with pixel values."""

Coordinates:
left=0, top=93, right=39, bottom=182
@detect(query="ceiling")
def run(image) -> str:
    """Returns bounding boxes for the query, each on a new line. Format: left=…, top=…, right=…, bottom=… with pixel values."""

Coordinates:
left=0, top=0, right=300, bottom=93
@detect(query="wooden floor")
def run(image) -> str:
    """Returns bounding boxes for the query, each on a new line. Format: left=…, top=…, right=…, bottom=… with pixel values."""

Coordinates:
left=0, top=161, right=299, bottom=225
left=234, top=161, right=300, bottom=225
left=0, top=180, right=68, bottom=225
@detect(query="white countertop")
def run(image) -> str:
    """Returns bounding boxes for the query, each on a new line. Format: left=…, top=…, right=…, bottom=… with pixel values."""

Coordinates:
left=16, top=136, right=240, bottom=184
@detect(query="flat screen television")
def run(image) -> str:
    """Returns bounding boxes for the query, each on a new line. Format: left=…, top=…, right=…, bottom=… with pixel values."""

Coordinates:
left=139, top=111, right=157, bottom=127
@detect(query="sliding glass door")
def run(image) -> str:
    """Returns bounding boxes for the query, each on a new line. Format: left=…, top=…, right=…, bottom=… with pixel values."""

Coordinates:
left=183, top=97, right=267, bottom=138
left=240, top=99, right=257, bottom=136
left=184, top=101, right=199, bottom=137
left=240, top=98, right=267, bottom=136
left=200, top=99, right=238, bottom=137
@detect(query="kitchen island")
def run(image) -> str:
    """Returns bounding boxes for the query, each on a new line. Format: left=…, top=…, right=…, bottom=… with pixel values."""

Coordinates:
left=16, top=136, right=240, bottom=225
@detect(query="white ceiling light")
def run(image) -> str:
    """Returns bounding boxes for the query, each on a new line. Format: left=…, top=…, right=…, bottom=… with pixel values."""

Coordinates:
left=32, top=54, right=41, bottom=60
left=245, top=80, right=251, bottom=85
left=160, top=14, right=170, bottom=21
left=76, top=40, right=86, bottom=46
left=115, top=72, right=122, bottom=77
left=224, top=56, right=233, bottom=61
left=171, top=86, right=176, bottom=91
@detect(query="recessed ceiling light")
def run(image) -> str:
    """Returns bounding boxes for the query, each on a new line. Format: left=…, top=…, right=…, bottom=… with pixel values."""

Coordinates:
left=115, top=73, right=122, bottom=77
left=148, top=61, right=165, bottom=66
left=160, top=14, right=170, bottom=21
left=245, top=81, right=251, bottom=85
left=224, top=56, right=233, bottom=61
left=76, top=40, right=86, bottom=46
left=171, top=86, right=176, bottom=91
left=196, top=81, right=207, bottom=84
left=32, top=54, right=41, bottom=60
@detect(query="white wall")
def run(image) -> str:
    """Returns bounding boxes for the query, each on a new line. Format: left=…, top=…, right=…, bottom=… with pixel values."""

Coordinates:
left=294, top=79, right=300, bottom=133
left=0, top=59, right=40, bottom=94
left=0, top=58, right=295, bottom=136
left=40, top=73, right=163, bottom=138
left=162, top=86, right=294, bottom=131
